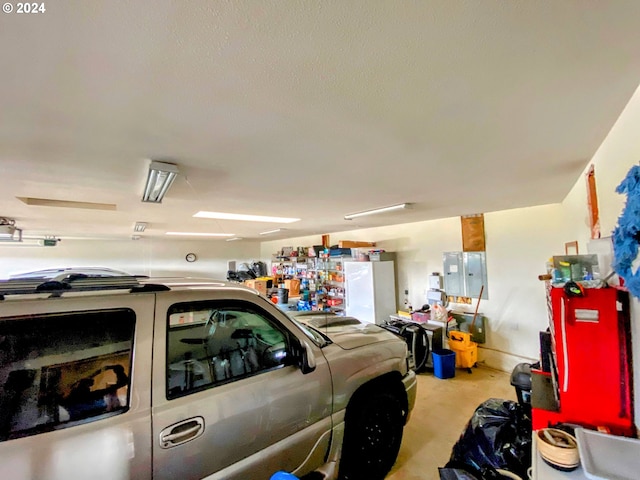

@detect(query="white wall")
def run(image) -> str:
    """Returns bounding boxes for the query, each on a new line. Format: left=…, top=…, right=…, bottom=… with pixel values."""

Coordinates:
left=0, top=238, right=262, bottom=280
left=262, top=206, right=568, bottom=372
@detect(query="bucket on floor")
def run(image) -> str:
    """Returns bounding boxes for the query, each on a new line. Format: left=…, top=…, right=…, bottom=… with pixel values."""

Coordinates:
left=277, top=287, right=289, bottom=304
left=432, top=349, right=456, bottom=379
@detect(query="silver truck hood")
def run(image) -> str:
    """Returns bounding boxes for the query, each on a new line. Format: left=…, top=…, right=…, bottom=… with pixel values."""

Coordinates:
left=295, top=314, right=397, bottom=350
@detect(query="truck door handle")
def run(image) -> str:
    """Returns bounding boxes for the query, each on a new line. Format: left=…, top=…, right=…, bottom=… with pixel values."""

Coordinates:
left=160, top=417, right=205, bottom=448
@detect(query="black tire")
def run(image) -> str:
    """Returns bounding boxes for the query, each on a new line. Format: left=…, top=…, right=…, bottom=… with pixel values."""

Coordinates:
left=339, top=392, right=404, bottom=480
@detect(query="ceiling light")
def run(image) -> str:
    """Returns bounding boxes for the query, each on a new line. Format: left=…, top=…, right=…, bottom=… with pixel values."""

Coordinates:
left=259, top=228, right=284, bottom=236
left=226, top=237, right=244, bottom=242
left=142, top=161, right=179, bottom=203
left=165, top=232, right=235, bottom=237
left=134, top=222, right=147, bottom=232
left=194, top=211, right=300, bottom=223
left=0, top=239, right=43, bottom=247
left=344, top=203, right=411, bottom=220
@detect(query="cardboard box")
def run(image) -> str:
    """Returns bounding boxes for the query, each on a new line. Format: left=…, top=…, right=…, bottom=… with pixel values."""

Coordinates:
left=369, top=251, right=395, bottom=261
left=461, top=214, right=485, bottom=252
left=244, top=279, right=268, bottom=295
left=338, top=240, right=376, bottom=248
left=284, top=279, right=300, bottom=296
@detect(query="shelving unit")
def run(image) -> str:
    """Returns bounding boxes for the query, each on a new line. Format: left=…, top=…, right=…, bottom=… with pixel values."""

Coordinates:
left=308, top=255, right=350, bottom=314
left=271, top=256, right=310, bottom=286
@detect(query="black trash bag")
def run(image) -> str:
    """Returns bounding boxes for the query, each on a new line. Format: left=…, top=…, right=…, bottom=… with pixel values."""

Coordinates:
left=448, top=398, right=532, bottom=479
left=226, top=270, right=255, bottom=282
left=250, top=261, right=268, bottom=277
left=440, top=465, right=525, bottom=480
left=440, top=461, right=524, bottom=480
left=439, top=462, right=482, bottom=480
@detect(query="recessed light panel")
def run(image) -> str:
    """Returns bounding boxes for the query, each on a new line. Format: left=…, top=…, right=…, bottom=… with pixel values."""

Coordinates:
left=344, top=203, right=411, bottom=220
left=166, top=232, right=235, bottom=237
left=194, top=211, right=300, bottom=223
left=17, top=197, right=117, bottom=211
left=259, top=229, right=284, bottom=236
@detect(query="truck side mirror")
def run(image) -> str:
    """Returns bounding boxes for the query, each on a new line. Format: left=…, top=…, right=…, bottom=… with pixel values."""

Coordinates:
left=299, top=340, right=316, bottom=374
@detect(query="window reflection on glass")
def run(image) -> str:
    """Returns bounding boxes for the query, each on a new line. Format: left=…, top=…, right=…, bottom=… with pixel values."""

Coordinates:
left=167, top=302, right=290, bottom=399
left=0, top=310, right=135, bottom=441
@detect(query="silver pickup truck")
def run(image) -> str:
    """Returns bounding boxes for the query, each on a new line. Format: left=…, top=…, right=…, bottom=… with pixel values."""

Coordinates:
left=0, top=270, right=416, bottom=480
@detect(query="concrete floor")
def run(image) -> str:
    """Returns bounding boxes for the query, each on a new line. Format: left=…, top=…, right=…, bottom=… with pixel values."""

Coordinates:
left=387, top=365, right=517, bottom=480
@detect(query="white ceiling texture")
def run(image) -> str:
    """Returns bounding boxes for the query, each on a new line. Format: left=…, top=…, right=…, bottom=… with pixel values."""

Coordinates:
left=1, top=1, right=640, bottom=242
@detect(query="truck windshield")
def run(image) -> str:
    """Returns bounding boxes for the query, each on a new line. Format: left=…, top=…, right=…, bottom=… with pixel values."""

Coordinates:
left=288, top=317, right=331, bottom=348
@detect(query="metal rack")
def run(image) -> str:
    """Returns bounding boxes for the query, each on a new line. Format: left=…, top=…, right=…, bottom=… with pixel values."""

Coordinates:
left=0, top=268, right=167, bottom=299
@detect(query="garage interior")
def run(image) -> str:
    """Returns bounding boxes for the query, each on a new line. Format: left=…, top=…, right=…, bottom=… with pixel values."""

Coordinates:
left=2, top=1, right=640, bottom=479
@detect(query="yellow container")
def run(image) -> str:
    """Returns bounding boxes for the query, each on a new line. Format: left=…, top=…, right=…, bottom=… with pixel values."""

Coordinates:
left=449, top=342, right=478, bottom=369
left=448, top=331, right=473, bottom=349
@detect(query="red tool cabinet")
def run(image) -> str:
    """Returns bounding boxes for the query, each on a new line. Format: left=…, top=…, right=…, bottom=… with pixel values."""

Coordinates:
left=532, top=286, right=634, bottom=437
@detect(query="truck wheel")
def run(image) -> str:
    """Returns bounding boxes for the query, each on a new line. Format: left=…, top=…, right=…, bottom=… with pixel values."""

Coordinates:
left=339, top=392, right=404, bottom=480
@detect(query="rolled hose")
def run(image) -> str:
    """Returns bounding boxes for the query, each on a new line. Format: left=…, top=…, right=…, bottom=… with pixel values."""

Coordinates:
left=495, top=469, right=523, bottom=480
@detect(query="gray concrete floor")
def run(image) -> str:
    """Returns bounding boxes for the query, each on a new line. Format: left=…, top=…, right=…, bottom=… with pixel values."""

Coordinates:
left=387, top=365, right=517, bottom=480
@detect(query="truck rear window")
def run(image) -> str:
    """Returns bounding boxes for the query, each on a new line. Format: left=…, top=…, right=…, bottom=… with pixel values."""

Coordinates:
left=0, top=309, right=135, bottom=441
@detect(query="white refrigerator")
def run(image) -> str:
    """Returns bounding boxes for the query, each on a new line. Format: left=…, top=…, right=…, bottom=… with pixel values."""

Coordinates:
left=344, top=261, right=397, bottom=325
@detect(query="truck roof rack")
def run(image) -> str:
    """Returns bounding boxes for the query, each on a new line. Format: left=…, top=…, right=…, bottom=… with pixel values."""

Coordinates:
left=0, top=268, right=170, bottom=299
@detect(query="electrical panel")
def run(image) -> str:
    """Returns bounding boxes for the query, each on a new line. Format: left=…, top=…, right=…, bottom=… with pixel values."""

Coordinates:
left=442, top=251, right=488, bottom=300
left=443, top=252, right=464, bottom=297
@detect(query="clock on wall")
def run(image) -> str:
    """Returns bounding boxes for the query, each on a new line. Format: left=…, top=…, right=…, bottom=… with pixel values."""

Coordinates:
left=185, top=253, right=197, bottom=263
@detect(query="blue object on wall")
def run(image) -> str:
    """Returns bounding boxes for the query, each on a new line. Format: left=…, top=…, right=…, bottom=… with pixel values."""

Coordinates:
left=612, top=164, right=640, bottom=299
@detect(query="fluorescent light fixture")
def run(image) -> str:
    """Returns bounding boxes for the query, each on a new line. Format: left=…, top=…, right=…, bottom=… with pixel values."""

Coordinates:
left=194, top=211, right=300, bottom=223
left=259, top=228, right=284, bottom=236
left=226, top=237, right=244, bottom=242
left=0, top=239, right=43, bottom=247
left=344, top=203, right=411, bottom=220
left=166, top=232, right=235, bottom=237
left=142, top=161, right=179, bottom=203
left=133, top=222, right=147, bottom=232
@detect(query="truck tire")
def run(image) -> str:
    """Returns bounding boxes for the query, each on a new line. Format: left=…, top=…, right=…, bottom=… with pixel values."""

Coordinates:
left=339, top=391, right=404, bottom=480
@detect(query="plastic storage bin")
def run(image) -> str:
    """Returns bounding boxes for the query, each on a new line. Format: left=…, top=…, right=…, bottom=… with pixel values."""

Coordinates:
left=432, top=349, right=456, bottom=379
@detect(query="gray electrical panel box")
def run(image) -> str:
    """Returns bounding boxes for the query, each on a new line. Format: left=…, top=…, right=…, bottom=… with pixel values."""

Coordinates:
left=442, top=251, right=488, bottom=300
left=443, top=252, right=464, bottom=297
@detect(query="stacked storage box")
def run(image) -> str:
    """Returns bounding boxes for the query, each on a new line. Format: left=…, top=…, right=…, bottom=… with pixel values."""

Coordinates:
left=448, top=331, right=478, bottom=369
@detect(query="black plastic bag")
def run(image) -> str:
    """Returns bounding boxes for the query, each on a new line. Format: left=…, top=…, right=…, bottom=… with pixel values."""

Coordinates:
left=439, top=464, right=481, bottom=480
left=439, top=462, right=522, bottom=480
left=448, top=398, right=532, bottom=479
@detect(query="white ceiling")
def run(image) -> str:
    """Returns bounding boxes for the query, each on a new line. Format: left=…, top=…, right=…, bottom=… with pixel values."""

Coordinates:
left=2, top=1, right=640, bottom=242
